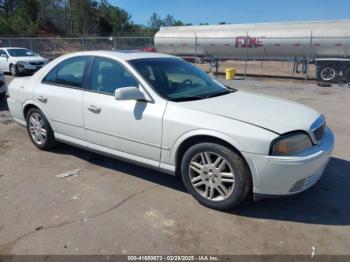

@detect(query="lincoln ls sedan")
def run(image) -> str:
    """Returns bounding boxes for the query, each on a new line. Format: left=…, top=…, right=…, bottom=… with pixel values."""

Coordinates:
left=7, top=51, right=334, bottom=210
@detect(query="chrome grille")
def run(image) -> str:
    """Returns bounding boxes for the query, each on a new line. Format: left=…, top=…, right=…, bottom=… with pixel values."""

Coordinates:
left=311, top=115, right=325, bottom=143
left=313, top=124, right=325, bottom=141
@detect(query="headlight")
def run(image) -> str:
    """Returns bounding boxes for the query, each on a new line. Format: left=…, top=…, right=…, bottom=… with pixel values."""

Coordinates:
left=270, top=132, right=313, bottom=156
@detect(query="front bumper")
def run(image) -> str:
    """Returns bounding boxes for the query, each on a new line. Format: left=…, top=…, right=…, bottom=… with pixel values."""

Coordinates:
left=243, top=127, right=334, bottom=196
left=17, top=63, right=44, bottom=73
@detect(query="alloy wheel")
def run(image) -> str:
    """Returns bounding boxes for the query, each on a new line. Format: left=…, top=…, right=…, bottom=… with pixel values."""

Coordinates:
left=189, top=152, right=235, bottom=201
left=28, top=112, right=47, bottom=145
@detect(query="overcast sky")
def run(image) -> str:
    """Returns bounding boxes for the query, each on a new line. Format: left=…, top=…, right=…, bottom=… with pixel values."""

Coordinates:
left=111, top=0, right=350, bottom=25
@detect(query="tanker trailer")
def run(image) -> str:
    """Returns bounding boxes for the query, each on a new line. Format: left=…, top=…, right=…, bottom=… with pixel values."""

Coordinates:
left=154, top=20, right=350, bottom=82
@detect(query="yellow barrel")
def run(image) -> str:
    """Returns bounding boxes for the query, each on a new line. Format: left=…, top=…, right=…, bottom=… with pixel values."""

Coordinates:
left=225, top=68, right=236, bottom=80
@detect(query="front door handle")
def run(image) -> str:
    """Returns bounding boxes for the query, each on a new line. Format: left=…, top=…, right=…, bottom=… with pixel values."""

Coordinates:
left=37, top=95, right=48, bottom=103
left=87, top=105, right=101, bottom=114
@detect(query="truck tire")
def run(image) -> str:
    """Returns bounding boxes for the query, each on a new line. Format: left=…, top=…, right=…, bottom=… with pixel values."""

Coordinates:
left=345, top=68, right=350, bottom=83
left=317, top=66, right=337, bottom=82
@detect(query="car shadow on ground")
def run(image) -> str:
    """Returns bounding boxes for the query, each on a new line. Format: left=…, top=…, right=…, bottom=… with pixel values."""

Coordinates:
left=52, top=144, right=187, bottom=193
left=52, top=143, right=350, bottom=226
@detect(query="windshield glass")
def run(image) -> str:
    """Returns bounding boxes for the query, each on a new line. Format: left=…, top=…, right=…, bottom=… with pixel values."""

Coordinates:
left=7, top=48, right=35, bottom=57
left=129, top=58, right=234, bottom=101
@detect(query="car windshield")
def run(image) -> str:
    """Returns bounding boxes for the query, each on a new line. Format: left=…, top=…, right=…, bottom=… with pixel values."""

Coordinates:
left=7, top=48, right=35, bottom=57
left=129, top=58, right=235, bottom=101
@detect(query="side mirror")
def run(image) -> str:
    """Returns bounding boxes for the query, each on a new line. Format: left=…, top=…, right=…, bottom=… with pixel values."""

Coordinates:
left=115, top=86, right=146, bottom=101
left=0, top=54, right=8, bottom=58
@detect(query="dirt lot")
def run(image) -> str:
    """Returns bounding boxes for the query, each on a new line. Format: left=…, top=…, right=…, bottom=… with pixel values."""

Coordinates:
left=0, top=75, right=349, bottom=256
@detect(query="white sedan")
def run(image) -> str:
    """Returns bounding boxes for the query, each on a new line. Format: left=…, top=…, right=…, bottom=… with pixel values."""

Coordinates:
left=7, top=51, right=334, bottom=210
left=0, top=47, right=48, bottom=76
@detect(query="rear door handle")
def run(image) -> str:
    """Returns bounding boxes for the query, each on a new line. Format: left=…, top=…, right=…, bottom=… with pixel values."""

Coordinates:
left=37, top=95, right=48, bottom=103
left=87, top=105, right=101, bottom=114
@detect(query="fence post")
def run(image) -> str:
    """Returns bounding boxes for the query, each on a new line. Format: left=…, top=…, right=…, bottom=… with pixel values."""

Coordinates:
left=244, top=32, right=249, bottom=78
left=29, top=38, right=33, bottom=51
left=305, top=30, right=313, bottom=80
left=81, top=36, right=85, bottom=50
left=114, top=35, right=118, bottom=50
left=194, top=32, right=198, bottom=66
left=113, top=36, right=117, bottom=50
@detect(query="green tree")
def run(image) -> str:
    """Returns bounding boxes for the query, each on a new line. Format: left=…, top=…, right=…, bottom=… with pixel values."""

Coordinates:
left=148, top=12, right=163, bottom=30
left=98, top=0, right=131, bottom=35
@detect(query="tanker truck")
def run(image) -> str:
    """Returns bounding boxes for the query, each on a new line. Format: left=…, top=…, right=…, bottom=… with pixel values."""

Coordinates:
left=154, top=20, right=350, bottom=82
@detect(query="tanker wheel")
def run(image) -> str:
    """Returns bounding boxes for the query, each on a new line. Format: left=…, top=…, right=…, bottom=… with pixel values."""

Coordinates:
left=345, top=68, right=350, bottom=83
left=318, top=67, right=337, bottom=82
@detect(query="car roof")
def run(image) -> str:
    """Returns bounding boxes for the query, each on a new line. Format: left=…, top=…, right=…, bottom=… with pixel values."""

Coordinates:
left=65, top=50, right=176, bottom=61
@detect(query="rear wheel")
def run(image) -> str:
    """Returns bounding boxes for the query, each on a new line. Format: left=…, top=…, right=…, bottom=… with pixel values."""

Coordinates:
left=26, top=108, right=56, bottom=150
left=181, top=142, right=251, bottom=210
left=318, top=66, right=337, bottom=82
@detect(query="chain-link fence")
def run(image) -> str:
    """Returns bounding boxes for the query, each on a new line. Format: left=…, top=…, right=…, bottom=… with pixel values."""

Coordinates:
left=1, top=35, right=349, bottom=81
left=0, top=36, right=153, bottom=60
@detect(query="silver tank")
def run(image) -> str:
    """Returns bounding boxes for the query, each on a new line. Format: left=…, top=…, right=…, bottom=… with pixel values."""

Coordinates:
left=154, top=20, right=350, bottom=60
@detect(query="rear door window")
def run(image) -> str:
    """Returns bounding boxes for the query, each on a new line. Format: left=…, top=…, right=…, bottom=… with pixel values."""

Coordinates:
left=90, top=57, right=139, bottom=95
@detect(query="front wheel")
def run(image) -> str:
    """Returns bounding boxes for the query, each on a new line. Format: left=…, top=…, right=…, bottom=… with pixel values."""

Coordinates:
left=181, top=143, right=251, bottom=210
left=10, top=64, right=19, bottom=76
left=26, top=108, right=56, bottom=150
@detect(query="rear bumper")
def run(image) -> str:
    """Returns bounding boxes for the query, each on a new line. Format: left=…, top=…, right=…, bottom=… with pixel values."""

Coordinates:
left=243, top=127, right=334, bottom=196
left=7, top=97, right=26, bottom=126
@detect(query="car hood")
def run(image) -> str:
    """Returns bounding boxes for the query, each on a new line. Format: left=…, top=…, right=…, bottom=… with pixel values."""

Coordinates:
left=10, top=56, right=46, bottom=62
left=177, top=91, right=320, bottom=134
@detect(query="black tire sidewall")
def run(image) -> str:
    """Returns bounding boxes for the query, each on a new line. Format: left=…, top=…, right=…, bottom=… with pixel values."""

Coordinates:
left=26, top=108, right=54, bottom=150
left=181, top=142, right=250, bottom=210
left=345, top=68, right=350, bottom=83
left=10, top=65, right=18, bottom=76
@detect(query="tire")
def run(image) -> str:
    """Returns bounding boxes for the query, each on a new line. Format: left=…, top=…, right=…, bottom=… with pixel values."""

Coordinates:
left=317, top=66, right=337, bottom=82
left=10, top=64, right=18, bottom=76
left=181, top=142, right=251, bottom=210
left=26, top=108, right=56, bottom=150
left=345, top=68, right=350, bottom=83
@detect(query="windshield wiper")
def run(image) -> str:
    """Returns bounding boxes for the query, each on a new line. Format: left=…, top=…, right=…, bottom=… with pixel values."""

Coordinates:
left=170, top=89, right=235, bottom=102
left=205, top=90, right=232, bottom=99
left=170, top=95, right=206, bottom=102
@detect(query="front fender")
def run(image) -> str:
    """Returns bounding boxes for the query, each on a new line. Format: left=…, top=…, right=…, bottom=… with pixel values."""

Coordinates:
left=168, top=129, right=243, bottom=165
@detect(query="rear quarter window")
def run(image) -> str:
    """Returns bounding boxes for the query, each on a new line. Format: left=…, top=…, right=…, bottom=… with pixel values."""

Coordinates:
left=43, top=56, right=90, bottom=88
